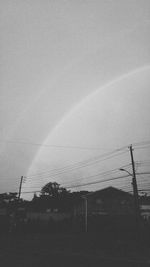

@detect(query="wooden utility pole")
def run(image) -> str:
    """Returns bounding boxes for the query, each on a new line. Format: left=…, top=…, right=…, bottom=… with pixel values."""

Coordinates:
left=129, top=145, right=140, bottom=225
left=18, top=176, right=24, bottom=201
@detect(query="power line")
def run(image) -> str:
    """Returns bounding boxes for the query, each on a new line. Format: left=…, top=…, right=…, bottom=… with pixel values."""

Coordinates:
left=26, top=141, right=150, bottom=180
left=22, top=174, right=131, bottom=193
left=133, top=140, right=150, bottom=147
left=27, top=149, right=128, bottom=178
left=21, top=188, right=150, bottom=195
left=24, top=163, right=132, bottom=190
left=22, top=171, right=150, bottom=193
left=23, top=166, right=128, bottom=189
left=1, top=139, right=150, bottom=149
left=3, top=140, right=148, bottom=180
left=0, top=139, right=119, bottom=151
left=28, top=151, right=128, bottom=178
left=24, top=160, right=131, bottom=191
left=134, top=145, right=150, bottom=151
left=60, top=172, right=150, bottom=190
left=23, top=165, right=149, bottom=191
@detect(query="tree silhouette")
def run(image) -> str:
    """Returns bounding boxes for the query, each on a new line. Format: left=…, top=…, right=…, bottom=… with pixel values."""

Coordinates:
left=41, top=182, right=68, bottom=198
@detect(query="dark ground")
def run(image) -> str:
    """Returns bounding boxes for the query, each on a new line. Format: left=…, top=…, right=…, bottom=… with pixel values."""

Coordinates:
left=0, top=231, right=150, bottom=267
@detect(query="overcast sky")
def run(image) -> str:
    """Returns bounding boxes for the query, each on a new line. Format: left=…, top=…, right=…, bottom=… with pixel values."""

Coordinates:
left=0, top=0, right=150, bottom=197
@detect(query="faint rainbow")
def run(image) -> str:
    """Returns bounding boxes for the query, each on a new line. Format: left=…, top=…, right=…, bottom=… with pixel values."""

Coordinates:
left=28, top=64, right=150, bottom=175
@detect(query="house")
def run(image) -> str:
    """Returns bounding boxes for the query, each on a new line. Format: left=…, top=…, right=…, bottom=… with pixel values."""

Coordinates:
left=74, top=186, right=134, bottom=216
left=73, top=186, right=135, bottom=232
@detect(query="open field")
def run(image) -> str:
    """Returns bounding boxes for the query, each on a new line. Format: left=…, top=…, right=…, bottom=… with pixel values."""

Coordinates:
left=0, top=232, right=149, bottom=267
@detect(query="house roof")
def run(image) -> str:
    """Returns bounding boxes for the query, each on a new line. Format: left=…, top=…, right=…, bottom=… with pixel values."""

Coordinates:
left=82, top=186, right=133, bottom=199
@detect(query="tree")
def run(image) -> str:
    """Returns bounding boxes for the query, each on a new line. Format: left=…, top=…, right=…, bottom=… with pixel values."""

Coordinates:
left=41, top=182, right=68, bottom=198
left=30, top=184, right=90, bottom=212
left=0, top=192, right=18, bottom=204
left=39, top=182, right=71, bottom=211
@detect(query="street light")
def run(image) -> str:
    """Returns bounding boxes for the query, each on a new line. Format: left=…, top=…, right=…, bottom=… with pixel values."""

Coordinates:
left=119, top=167, right=135, bottom=191
left=119, top=168, right=132, bottom=177
left=119, top=167, right=138, bottom=192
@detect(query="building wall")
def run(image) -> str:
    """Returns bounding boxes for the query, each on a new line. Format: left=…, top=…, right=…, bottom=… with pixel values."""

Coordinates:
left=26, top=211, right=71, bottom=223
left=74, top=191, right=134, bottom=217
left=87, top=194, right=134, bottom=215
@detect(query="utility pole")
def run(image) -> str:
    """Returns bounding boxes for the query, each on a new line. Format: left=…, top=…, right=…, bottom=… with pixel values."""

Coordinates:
left=129, top=145, right=140, bottom=226
left=18, top=176, right=24, bottom=201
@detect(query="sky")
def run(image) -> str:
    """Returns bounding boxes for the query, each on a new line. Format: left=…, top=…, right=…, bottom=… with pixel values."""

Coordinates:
left=0, top=0, right=150, bottom=198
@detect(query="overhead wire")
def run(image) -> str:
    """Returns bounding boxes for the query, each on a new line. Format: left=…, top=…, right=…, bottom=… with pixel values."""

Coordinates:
left=133, top=140, right=150, bottom=147
left=25, top=141, right=150, bottom=181
left=23, top=163, right=132, bottom=189
left=2, top=140, right=149, bottom=195
left=0, top=139, right=114, bottom=151
left=1, top=138, right=150, bottom=150
left=26, top=149, right=128, bottom=179
left=2, top=140, right=149, bottom=181
left=23, top=164, right=149, bottom=191
left=22, top=173, right=131, bottom=193
left=22, top=171, right=150, bottom=194
left=22, top=170, right=150, bottom=194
